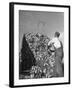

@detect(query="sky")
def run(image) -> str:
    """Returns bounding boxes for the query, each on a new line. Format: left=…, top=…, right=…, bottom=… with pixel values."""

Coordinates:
left=19, top=10, right=64, bottom=51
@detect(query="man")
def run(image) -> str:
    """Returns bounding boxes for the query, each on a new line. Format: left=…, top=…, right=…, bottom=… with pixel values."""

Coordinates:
left=48, top=32, right=64, bottom=77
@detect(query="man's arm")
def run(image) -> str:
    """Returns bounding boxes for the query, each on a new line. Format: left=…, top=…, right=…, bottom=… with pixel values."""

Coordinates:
left=48, top=38, right=55, bottom=46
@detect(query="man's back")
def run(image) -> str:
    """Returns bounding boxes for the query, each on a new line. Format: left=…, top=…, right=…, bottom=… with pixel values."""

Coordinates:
left=48, top=37, right=61, bottom=49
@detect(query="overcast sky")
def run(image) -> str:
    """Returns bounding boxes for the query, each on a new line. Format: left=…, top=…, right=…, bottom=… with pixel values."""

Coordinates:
left=19, top=10, right=64, bottom=51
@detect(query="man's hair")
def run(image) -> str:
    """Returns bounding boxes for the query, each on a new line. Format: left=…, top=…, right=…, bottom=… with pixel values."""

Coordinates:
left=55, top=32, right=60, bottom=37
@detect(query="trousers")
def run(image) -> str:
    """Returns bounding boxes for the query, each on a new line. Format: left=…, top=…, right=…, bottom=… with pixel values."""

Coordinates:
left=53, top=47, right=64, bottom=77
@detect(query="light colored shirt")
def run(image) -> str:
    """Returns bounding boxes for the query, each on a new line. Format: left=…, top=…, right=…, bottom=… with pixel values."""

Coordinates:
left=48, top=37, right=61, bottom=49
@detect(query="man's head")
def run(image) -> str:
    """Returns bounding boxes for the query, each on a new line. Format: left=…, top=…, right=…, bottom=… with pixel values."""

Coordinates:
left=54, top=32, right=60, bottom=38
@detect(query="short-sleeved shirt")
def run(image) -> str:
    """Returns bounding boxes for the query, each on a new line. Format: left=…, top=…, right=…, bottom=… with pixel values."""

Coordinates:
left=48, top=37, right=61, bottom=49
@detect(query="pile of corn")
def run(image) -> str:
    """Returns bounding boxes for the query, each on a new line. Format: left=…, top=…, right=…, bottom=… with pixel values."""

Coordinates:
left=24, top=33, right=56, bottom=78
